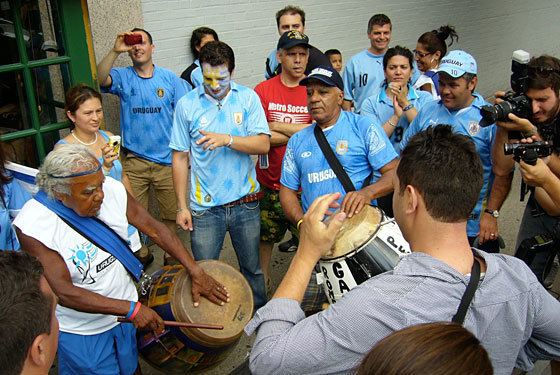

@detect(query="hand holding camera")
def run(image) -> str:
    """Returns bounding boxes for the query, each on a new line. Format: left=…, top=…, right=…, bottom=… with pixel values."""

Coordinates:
left=112, top=32, right=139, bottom=54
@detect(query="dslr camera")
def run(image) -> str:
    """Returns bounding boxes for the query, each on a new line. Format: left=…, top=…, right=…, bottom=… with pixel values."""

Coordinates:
left=480, top=50, right=532, bottom=126
left=503, top=140, right=554, bottom=163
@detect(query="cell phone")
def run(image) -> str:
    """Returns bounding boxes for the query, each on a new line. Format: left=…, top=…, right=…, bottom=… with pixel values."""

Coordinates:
left=258, top=154, right=269, bottom=169
left=124, top=33, right=142, bottom=46
left=108, top=135, right=121, bottom=157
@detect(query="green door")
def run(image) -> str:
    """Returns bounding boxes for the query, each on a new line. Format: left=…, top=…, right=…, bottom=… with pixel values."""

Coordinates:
left=0, top=0, right=95, bottom=166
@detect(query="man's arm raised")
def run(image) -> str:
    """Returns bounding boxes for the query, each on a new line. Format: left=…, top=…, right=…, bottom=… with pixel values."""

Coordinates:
left=97, top=33, right=133, bottom=87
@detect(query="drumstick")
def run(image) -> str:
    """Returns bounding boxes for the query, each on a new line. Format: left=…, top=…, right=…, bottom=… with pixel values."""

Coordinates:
left=117, top=317, right=224, bottom=330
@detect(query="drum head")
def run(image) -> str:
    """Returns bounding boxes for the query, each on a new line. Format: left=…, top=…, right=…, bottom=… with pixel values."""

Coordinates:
left=324, top=205, right=383, bottom=260
left=172, top=260, right=253, bottom=348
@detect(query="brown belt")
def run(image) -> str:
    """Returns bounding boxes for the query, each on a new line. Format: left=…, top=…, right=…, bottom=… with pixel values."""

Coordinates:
left=224, top=192, right=264, bottom=207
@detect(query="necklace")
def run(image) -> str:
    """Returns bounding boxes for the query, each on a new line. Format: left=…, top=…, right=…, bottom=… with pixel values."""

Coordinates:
left=71, top=130, right=98, bottom=146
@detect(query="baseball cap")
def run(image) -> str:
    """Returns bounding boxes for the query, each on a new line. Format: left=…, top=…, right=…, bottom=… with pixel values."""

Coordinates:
left=277, top=30, right=311, bottom=51
left=438, top=50, right=478, bottom=78
left=299, top=65, right=344, bottom=91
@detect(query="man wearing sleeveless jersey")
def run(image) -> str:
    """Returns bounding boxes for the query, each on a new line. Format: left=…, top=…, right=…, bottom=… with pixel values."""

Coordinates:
left=97, top=29, right=187, bottom=263
left=342, top=14, right=392, bottom=113
left=400, top=50, right=500, bottom=252
left=255, top=30, right=313, bottom=285
left=171, top=41, right=270, bottom=309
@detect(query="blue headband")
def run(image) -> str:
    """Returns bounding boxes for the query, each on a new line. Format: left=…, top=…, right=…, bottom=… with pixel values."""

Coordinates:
left=47, top=163, right=101, bottom=179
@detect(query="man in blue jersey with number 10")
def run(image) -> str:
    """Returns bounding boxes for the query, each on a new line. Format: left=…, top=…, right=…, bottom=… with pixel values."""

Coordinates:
left=400, top=50, right=502, bottom=253
left=342, top=14, right=392, bottom=114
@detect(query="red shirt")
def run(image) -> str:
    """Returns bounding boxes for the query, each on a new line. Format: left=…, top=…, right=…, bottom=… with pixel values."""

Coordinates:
left=254, top=75, right=311, bottom=190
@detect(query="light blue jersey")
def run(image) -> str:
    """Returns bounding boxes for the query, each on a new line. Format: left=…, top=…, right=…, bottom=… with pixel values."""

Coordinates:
left=102, top=65, right=188, bottom=165
left=281, top=111, right=398, bottom=212
left=0, top=176, right=31, bottom=251
left=361, top=84, right=434, bottom=150
left=400, top=93, right=496, bottom=237
left=181, top=59, right=203, bottom=92
left=342, top=49, right=385, bottom=113
left=170, top=82, right=270, bottom=210
left=265, top=49, right=279, bottom=79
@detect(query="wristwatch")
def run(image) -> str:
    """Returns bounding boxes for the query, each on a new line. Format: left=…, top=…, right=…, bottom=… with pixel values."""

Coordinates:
left=484, top=208, right=499, bottom=218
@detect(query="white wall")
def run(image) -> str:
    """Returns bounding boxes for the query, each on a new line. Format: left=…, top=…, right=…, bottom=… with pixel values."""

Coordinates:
left=140, top=0, right=560, bottom=98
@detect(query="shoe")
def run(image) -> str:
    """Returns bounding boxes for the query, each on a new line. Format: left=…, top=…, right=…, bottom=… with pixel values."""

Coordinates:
left=135, top=253, right=154, bottom=268
left=278, top=237, right=298, bottom=253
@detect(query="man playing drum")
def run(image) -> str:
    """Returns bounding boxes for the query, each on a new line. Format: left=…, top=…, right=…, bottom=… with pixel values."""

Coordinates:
left=14, top=144, right=229, bottom=375
left=247, top=125, right=560, bottom=374
left=279, top=65, right=398, bottom=310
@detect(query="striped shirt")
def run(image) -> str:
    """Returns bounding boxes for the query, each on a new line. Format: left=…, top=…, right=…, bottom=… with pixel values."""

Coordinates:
left=246, top=250, right=560, bottom=375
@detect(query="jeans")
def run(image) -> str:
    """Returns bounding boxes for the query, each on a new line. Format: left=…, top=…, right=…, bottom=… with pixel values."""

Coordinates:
left=191, top=201, right=267, bottom=309
left=515, top=197, right=560, bottom=282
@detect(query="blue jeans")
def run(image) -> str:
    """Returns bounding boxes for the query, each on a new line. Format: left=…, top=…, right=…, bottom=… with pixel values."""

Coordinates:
left=191, top=201, right=267, bottom=309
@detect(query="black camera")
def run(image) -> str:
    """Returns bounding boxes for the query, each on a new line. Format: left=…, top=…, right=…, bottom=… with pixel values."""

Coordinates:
left=480, top=50, right=532, bottom=127
left=503, top=140, right=554, bottom=162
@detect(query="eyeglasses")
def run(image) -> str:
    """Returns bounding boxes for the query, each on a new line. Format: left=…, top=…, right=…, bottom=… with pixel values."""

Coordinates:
left=413, top=49, right=432, bottom=58
left=528, top=65, right=560, bottom=78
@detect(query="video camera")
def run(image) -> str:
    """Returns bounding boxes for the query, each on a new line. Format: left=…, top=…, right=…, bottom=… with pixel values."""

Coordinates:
left=480, top=50, right=532, bottom=127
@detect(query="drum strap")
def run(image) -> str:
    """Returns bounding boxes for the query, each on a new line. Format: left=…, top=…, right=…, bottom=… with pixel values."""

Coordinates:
left=451, top=257, right=481, bottom=325
left=34, top=190, right=144, bottom=281
left=313, top=125, right=356, bottom=192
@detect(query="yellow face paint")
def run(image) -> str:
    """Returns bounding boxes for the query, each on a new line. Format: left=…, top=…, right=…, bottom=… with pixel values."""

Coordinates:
left=202, top=63, right=231, bottom=100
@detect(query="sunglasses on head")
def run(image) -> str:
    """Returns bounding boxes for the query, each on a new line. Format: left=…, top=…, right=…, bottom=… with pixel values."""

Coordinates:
left=528, top=65, right=560, bottom=78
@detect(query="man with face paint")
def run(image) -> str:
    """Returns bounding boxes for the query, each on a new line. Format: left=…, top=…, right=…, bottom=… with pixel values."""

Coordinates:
left=97, top=28, right=188, bottom=265
left=171, top=41, right=270, bottom=309
left=400, top=50, right=500, bottom=253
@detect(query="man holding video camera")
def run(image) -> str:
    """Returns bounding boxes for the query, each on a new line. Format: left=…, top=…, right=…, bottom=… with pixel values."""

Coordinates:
left=492, top=55, right=560, bottom=287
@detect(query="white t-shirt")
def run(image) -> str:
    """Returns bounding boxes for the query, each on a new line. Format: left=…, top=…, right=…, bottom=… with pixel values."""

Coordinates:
left=413, top=69, right=440, bottom=99
left=14, top=177, right=138, bottom=335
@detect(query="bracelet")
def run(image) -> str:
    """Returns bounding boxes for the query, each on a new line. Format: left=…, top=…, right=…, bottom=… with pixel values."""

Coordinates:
left=387, top=119, right=397, bottom=128
left=129, top=301, right=142, bottom=321
left=125, top=301, right=136, bottom=319
left=402, top=103, right=414, bottom=112
left=226, top=134, right=234, bottom=147
left=176, top=207, right=185, bottom=213
left=297, top=219, right=303, bottom=230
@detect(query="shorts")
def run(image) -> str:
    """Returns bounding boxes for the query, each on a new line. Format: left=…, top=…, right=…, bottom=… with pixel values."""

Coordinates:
left=122, top=153, right=177, bottom=221
left=259, top=186, right=298, bottom=244
left=58, top=323, right=138, bottom=375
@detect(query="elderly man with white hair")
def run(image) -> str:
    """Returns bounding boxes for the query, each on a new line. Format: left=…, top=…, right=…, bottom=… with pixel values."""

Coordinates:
left=14, top=144, right=229, bottom=375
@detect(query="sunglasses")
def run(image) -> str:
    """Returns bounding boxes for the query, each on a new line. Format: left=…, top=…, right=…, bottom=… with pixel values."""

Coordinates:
left=413, top=49, right=432, bottom=58
left=528, top=65, right=560, bottom=78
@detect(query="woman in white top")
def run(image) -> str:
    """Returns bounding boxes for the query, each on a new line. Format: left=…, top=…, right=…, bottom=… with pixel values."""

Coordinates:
left=413, top=25, right=459, bottom=99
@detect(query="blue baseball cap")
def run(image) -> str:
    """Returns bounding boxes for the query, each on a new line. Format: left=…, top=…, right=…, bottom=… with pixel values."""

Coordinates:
left=300, top=65, right=344, bottom=91
left=438, top=50, right=477, bottom=78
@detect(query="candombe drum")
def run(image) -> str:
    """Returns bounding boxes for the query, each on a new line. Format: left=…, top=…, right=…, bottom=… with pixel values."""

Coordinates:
left=318, top=205, right=411, bottom=304
left=137, top=260, right=253, bottom=373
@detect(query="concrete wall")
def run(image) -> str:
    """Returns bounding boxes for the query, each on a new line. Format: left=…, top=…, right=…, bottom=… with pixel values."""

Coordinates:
left=137, top=0, right=560, bottom=98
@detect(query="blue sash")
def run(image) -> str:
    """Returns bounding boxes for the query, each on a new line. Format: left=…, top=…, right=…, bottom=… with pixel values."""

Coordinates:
left=34, top=190, right=143, bottom=281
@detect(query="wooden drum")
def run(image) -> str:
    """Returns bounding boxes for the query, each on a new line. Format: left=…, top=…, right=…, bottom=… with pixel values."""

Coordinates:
left=138, top=260, right=253, bottom=373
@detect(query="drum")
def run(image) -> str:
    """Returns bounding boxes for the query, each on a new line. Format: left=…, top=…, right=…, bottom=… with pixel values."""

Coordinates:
left=318, top=205, right=411, bottom=304
left=138, top=260, right=253, bottom=373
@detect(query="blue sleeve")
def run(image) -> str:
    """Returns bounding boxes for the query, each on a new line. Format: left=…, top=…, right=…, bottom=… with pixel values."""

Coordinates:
left=364, top=121, right=398, bottom=170
left=280, top=138, right=300, bottom=191
left=6, top=179, right=31, bottom=210
left=265, top=50, right=278, bottom=79
left=173, top=75, right=188, bottom=106
left=169, top=97, right=191, bottom=151
left=399, top=109, right=425, bottom=152
left=360, top=97, right=381, bottom=124
left=342, top=61, right=355, bottom=101
left=416, top=91, right=435, bottom=111
left=192, top=67, right=203, bottom=88
left=101, top=67, right=124, bottom=95
left=246, top=90, right=271, bottom=136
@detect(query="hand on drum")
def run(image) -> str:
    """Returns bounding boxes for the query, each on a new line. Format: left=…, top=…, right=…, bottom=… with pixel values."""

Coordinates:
left=132, top=304, right=165, bottom=334
left=190, top=267, right=230, bottom=307
left=299, top=193, right=347, bottom=261
left=341, top=190, right=370, bottom=218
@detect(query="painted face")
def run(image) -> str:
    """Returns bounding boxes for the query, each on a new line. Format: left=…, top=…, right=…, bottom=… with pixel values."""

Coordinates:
left=438, top=73, right=477, bottom=111
left=58, top=169, right=105, bottom=217
left=306, top=81, right=343, bottom=126
left=278, top=13, right=304, bottom=35
left=279, top=46, right=309, bottom=79
left=368, top=23, right=391, bottom=54
left=414, top=42, right=437, bottom=73
left=329, top=54, right=343, bottom=72
left=196, top=34, right=216, bottom=53
left=526, top=87, right=560, bottom=124
left=385, top=55, right=412, bottom=85
left=202, top=63, right=231, bottom=100
left=67, top=97, right=103, bottom=134
left=127, top=31, right=154, bottom=65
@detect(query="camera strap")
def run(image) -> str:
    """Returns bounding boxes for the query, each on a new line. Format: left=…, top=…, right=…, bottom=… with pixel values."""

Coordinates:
left=451, top=256, right=481, bottom=325
left=313, top=124, right=356, bottom=193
